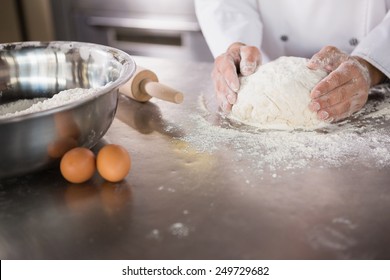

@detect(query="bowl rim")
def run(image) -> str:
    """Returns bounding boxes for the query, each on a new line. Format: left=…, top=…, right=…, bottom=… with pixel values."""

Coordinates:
left=0, top=41, right=136, bottom=124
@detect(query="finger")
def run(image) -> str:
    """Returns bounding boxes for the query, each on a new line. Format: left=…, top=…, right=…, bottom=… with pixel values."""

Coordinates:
left=317, top=95, right=367, bottom=122
left=212, top=66, right=239, bottom=104
left=310, top=81, right=361, bottom=111
left=310, top=61, right=355, bottom=99
left=216, top=87, right=233, bottom=112
left=212, top=69, right=237, bottom=111
left=221, top=100, right=233, bottom=112
left=215, top=54, right=240, bottom=92
left=226, top=42, right=245, bottom=68
left=214, top=82, right=232, bottom=112
left=216, top=79, right=237, bottom=106
left=307, top=45, right=349, bottom=72
left=239, top=46, right=261, bottom=76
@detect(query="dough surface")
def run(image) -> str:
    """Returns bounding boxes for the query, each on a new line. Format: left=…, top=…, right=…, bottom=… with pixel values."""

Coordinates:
left=230, top=56, right=328, bottom=130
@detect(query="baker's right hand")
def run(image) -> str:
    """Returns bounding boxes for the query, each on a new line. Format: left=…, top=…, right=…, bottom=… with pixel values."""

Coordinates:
left=212, top=42, right=261, bottom=112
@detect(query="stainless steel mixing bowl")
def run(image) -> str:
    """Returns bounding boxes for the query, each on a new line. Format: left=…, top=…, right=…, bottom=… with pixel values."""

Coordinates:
left=0, top=41, right=136, bottom=178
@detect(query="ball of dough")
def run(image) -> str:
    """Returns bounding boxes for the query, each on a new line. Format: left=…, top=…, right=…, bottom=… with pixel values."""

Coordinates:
left=230, top=56, right=328, bottom=130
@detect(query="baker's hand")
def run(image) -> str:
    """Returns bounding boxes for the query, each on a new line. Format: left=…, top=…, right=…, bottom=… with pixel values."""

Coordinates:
left=212, top=42, right=261, bottom=112
left=307, top=46, right=385, bottom=122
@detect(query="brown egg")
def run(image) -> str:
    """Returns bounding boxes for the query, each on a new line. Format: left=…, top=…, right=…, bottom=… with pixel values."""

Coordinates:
left=97, top=144, right=131, bottom=182
left=60, top=147, right=96, bottom=183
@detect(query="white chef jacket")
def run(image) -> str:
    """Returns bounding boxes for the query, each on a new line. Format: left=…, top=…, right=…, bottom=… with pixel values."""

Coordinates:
left=195, top=0, right=390, bottom=79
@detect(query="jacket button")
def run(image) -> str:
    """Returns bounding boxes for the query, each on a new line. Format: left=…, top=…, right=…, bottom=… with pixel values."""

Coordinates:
left=280, top=35, right=288, bottom=42
left=349, top=38, right=359, bottom=46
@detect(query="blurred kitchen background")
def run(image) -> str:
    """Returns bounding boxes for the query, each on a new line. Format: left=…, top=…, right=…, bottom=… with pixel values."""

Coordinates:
left=0, top=0, right=213, bottom=62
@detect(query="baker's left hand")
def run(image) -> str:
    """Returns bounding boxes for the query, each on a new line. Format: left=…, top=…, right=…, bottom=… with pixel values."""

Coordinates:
left=307, top=46, right=385, bottom=122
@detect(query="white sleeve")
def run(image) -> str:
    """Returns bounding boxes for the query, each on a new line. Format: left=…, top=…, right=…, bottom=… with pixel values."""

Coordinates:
left=352, top=10, right=390, bottom=80
left=194, top=0, right=263, bottom=58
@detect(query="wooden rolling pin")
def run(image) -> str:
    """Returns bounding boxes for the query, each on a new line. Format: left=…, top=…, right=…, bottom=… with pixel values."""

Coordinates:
left=119, top=66, right=184, bottom=104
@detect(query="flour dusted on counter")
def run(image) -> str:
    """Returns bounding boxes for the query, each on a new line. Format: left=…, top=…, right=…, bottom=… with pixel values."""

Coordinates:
left=171, top=86, right=390, bottom=173
left=180, top=114, right=390, bottom=172
left=0, top=87, right=103, bottom=119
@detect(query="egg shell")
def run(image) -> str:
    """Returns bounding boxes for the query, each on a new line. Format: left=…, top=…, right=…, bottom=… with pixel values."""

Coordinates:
left=60, top=147, right=96, bottom=183
left=97, top=144, right=131, bottom=182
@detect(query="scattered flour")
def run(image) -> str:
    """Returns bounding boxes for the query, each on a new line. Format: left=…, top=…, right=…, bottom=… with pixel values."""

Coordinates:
left=172, top=84, right=390, bottom=172
left=147, top=229, right=162, bottom=240
left=0, top=87, right=104, bottom=120
left=169, top=223, right=190, bottom=238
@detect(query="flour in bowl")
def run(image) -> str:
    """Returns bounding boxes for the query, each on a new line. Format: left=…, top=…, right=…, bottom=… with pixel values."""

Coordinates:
left=0, top=98, right=47, bottom=116
left=0, top=87, right=104, bottom=120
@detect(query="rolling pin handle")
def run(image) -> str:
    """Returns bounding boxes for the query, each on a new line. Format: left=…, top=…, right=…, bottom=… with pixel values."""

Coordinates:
left=140, top=79, right=184, bottom=104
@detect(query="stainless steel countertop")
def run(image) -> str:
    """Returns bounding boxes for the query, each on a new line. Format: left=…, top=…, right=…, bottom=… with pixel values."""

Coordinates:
left=1, top=56, right=390, bottom=260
